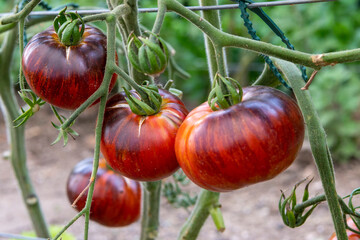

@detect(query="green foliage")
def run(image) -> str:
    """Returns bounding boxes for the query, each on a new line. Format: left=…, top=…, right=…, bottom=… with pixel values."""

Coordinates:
left=310, top=65, right=360, bottom=162
left=163, top=170, right=197, bottom=210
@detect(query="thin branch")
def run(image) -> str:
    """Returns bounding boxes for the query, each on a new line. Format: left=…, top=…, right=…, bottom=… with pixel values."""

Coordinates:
left=301, top=70, right=319, bottom=90
left=53, top=210, right=86, bottom=240
left=71, top=177, right=94, bottom=208
left=163, top=0, right=359, bottom=69
left=0, top=0, right=337, bottom=18
left=0, top=0, right=41, bottom=24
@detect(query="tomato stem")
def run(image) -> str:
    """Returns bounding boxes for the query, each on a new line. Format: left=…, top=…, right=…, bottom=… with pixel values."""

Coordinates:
left=199, top=0, right=226, bottom=84
left=0, top=0, right=41, bottom=25
left=177, top=190, right=220, bottom=239
left=273, top=58, right=348, bottom=240
left=82, top=16, right=117, bottom=240
left=0, top=23, right=50, bottom=238
left=18, top=17, right=26, bottom=94
left=151, top=1, right=166, bottom=37
left=53, top=13, right=120, bottom=240
left=140, top=181, right=162, bottom=240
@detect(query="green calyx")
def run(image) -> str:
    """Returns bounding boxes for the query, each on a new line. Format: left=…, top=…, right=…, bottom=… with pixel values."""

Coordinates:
left=207, top=73, right=243, bottom=111
left=127, top=32, right=169, bottom=77
left=124, top=83, right=162, bottom=116
left=279, top=178, right=318, bottom=228
left=53, top=7, right=85, bottom=46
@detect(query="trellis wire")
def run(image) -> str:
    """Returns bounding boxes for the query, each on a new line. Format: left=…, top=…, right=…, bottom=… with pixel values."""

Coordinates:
left=238, top=0, right=292, bottom=89
left=0, top=0, right=337, bottom=18
left=237, top=0, right=308, bottom=82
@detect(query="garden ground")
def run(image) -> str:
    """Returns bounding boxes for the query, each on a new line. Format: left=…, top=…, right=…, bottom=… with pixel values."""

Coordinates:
left=0, top=104, right=359, bottom=240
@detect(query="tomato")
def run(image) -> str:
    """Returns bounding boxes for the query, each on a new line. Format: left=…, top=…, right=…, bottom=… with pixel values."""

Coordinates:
left=329, top=218, right=360, bottom=240
left=100, top=89, right=188, bottom=181
left=66, top=158, right=141, bottom=227
left=22, top=25, right=117, bottom=110
left=175, top=86, right=305, bottom=192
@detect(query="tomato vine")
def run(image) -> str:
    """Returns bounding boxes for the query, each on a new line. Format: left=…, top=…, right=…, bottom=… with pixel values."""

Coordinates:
left=1, top=1, right=360, bottom=240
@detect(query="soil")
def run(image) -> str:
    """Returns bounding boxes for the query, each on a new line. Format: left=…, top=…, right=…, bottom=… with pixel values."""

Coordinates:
left=0, top=104, right=359, bottom=240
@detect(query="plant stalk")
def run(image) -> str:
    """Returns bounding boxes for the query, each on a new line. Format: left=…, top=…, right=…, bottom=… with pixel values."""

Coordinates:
left=199, top=0, right=228, bottom=82
left=178, top=190, right=220, bottom=240
left=0, top=0, right=41, bottom=25
left=152, top=1, right=167, bottom=36
left=140, top=181, right=162, bottom=240
left=82, top=15, right=117, bottom=240
left=0, top=27, right=50, bottom=238
left=273, top=58, right=348, bottom=240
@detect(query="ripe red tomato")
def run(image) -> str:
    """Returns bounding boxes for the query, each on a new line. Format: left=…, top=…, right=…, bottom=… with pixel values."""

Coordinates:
left=66, top=158, right=141, bottom=227
left=22, top=25, right=117, bottom=110
left=329, top=218, right=360, bottom=240
left=100, top=89, right=188, bottom=181
left=175, top=86, right=305, bottom=192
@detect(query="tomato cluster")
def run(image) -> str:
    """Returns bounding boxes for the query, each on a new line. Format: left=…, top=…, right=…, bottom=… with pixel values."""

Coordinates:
left=66, top=158, right=141, bottom=227
left=99, top=84, right=304, bottom=194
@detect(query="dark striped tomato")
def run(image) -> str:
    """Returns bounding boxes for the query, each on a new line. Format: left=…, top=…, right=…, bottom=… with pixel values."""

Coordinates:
left=66, top=158, right=141, bottom=227
left=329, top=218, right=360, bottom=240
left=22, top=25, right=117, bottom=110
left=175, top=86, right=305, bottom=192
left=100, top=89, right=188, bottom=181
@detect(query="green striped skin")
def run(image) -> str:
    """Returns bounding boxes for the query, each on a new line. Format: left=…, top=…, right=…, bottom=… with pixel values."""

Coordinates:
left=66, top=158, right=141, bottom=227
left=22, top=25, right=117, bottom=110
left=175, top=86, right=305, bottom=192
left=101, top=89, right=188, bottom=181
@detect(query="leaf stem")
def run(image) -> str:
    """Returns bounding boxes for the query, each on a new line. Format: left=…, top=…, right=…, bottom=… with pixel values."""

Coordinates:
left=52, top=210, right=85, bottom=240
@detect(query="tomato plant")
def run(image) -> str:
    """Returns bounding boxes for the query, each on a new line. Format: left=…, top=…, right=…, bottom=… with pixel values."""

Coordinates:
left=66, top=158, right=141, bottom=227
left=1, top=1, right=360, bottom=239
left=100, top=89, right=188, bottom=181
left=175, top=86, right=305, bottom=192
left=22, top=25, right=117, bottom=110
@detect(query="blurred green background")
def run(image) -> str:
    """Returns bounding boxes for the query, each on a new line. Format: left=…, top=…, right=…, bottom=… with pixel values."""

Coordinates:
left=0, top=0, right=359, bottom=162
